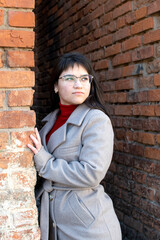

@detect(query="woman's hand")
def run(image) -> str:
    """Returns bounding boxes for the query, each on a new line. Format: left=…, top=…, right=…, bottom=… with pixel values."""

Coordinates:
left=27, top=128, right=42, bottom=155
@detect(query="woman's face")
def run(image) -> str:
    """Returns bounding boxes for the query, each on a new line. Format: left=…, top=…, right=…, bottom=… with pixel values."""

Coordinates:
left=54, top=64, right=91, bottom=105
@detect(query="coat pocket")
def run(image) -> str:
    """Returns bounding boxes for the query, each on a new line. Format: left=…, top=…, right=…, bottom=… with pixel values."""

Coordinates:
left=68, top=193, right=95, bottom=227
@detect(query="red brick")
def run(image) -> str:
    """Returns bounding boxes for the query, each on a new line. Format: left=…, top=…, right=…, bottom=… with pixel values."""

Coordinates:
left=125, top=12, right=136, bottom=25
left=104, top=0, right=121, bottom=13
left=107, top=67, right=122, bottom=80
left=148, top=0, right=160, bottom=15
left=0, top=71, right=35, bottom=88
left=115, top=105, right=132, bottom=115
left=154, top=73, right=160, bottom=86
left=108, top=21, right=116, bottom=33
left=0, top=10, right=4, bottom=26
left=0, top=91, right=5, bottom=107
left=145, top=147, right=160, bottom=161
left=94, top=59, right=109, bottom=70
left=98, top=35, right=112, bottom=47
left=147, top=176, right=160, bottom=190
left=115, top=79, right=134, bottom=91
left=11, top=131, right=35, bottom=148
left=133, top=184, right=155, bottom=201
left=0, top=51, right=4, bottom=67
left=133, top=105, right=155, bottom=116
left=0, top=30, right=34, bottom=48
left=7, top=50, right=34, bottom=68
left=0, top=111, right=35, bottom=129
left=116, top=16, right=125, bottom=29
left=122, top=36, right=141, bottom=51
left=132, top=46, right=154, bottom=62
left=131, top=17, right=154, bottom=35
left=0, top=132, right=9, bottom=150
left=113, top=26, right=131, bottom=42
left=135, top=7, right=147, bottom=20
left=155, top=105, right=160, bottom=116
left=157, top=134, right=160, bottom=145
left=148, top=89, right=160, bottom=101
left=8, top=11, right=35, bottom=28
left=112, top=52, right=131, bottom=66
left=100, top=12, right=113, bottom=26
left=143, top=29, right=160, bottom=45
left=0, top=0, right=34, bottom=8
left=8, top=90, right=34, bottom=107
left=133, top=131, right=155, bottom=145
left=155, top=191, right=160, bottom=203
left=0, top=151, right=34, bottom=169
left=113, top=1, right=132, bottom=19
left=122, top=65, right=134, bottom=77
left=105, top=43, right=121, bottom=57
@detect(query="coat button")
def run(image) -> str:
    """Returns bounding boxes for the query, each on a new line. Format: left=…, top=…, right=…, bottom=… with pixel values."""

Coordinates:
left=49, top=195, right=54, bottom=201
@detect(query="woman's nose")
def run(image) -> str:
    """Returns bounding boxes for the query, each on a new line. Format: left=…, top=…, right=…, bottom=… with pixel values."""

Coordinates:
left=73, top=79, right=82, bottom=88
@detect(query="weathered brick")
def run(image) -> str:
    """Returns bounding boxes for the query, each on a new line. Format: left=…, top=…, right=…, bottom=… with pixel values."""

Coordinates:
left=99, top=12, right=112, bottom=26
left=94, top=59, right=109, bottom=70
left=123, top=64, right=143, bottom=77
left=115, top=79, right=134, bottom=91
left=116, top=16, right=126, bottom=29
left=0, top=10, right=4, bottom=26
left=148, top=0, right=160, bottom=15
left=0, top=151, right=34, bottom=169
left=131, top=17, right=154, bottom=35
left=145, top=147, right=160, bottom=161
left=0, top=30, right=34, bottom=48
left=154, top=73, right=160, bottom=86
left=0, top=0, right=34, bottom=8
left=104, top=0, right=121, bottom=13
left=0, top=71, right=35, bottom=88
left=122, top=36, right=141, bottom=51
left=132, top=46, right=154, bottom=62
left=7, top=50, right=34, bottom=68
left=143, top=29, right=160, bottom=45
left=8, top=90, right=34, bottom=107
left=133, top=131, right=155, bottom=145
left=0, top=51, right=4, bottom=67
left=113, top=1, right=132, bottom=19
left=133, top=105, right=155, bottom=116
left=0, top=132, right=9, bottom=150
left=13, top=209, right=37, bottom=228
left=98, top=35, right=112, bottom=48
left=113, top=26, right=131, bottom=42
left=11, top=131, right=35, bottom=148
left=135, top=6, right=147, bottom=20
left=148, top=89, right=160, bottom=101
left=115, top=105, right=132, bottom=116
left=0, top=111, right=35, bottom=129
left=0, top=91, right=5, bottom=107
left=107, top=67, right=122, bottom=80
left=105, top=43, right=121, bottom=57
left=8, top=11, right=35, bottom=28
left=112, top=52, right=131, bottom=66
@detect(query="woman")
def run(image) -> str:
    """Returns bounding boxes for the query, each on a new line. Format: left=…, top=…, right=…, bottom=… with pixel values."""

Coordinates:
left=27, top=52, right=122, bottom=240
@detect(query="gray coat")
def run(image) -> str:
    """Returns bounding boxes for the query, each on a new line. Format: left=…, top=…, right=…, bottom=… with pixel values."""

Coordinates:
left=34, top=103, right=122, bottom=240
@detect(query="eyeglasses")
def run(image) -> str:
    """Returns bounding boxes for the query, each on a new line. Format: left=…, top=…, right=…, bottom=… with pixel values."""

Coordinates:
left=59, top=74, right=93, bottom=85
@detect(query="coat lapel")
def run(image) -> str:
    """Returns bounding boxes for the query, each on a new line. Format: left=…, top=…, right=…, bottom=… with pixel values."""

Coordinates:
left=40, top=104, right=91, bottom=154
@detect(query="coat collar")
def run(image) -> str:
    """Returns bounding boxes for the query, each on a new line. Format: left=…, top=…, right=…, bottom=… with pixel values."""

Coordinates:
left=40, top=103, right=90, bottom=153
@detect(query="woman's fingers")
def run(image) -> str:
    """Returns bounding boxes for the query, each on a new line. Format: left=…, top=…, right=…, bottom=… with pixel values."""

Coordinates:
left=27, top=128, right=42, bottom=154
left=27, top=143, right=38, bottom=155
left=35, top=127, right=41, bottom=142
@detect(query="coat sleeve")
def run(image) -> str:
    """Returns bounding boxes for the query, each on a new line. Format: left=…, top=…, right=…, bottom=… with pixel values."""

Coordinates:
left=34, top=111, right=114, bottom=188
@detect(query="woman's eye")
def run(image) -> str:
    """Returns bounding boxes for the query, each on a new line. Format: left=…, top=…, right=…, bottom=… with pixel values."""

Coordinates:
left=81, top=77, right=89, bottom=81
left=65, top=77, right=74, bottom=81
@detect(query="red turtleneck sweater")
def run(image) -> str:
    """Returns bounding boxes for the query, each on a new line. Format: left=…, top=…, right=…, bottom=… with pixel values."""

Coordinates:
left=46, top=103, right=77, bottom=144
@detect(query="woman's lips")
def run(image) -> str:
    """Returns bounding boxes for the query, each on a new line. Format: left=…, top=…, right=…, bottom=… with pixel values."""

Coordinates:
left=72, top=92, right=84, bottom=94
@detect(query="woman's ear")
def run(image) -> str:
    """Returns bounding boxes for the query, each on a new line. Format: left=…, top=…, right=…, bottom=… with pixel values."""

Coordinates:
left=54, top=84, right=58, bottom=93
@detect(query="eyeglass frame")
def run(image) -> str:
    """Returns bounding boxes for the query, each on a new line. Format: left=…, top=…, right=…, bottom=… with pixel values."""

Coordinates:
left=58, top=74, right=93, bottom=84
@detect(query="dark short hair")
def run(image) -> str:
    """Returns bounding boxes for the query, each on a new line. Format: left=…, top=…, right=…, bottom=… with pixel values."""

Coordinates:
left=49, top=52, right=108, bottom=114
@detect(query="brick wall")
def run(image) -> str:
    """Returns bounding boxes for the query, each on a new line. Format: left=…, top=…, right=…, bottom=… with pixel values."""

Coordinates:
left=35, top=0, right=160, bottom=239
left=0, top=0, right=40, bottom=239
